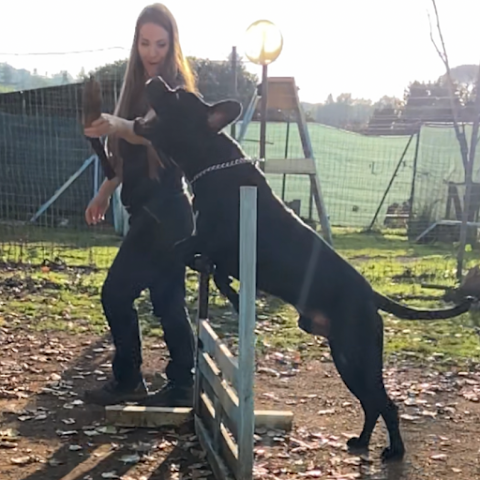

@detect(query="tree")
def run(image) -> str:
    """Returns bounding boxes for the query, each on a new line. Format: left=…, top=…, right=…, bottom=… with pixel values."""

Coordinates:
left=77, top=67, right=88, bottom=81
left=92, top=59, right=128, bottom=83
left=188, top=55, right=257, bottom=111
left=0, top=63, right=14, bottom=86
left=374, top=95, right=403, bottom=109
left=336, top=93, right=353, bottom=105
left=309, top=95, right=377, bottom=130
left=89, top=55, right=258, bottom=114
left=428, top=0, right=480, bottom=279
left=439, top=64, right=479, bottom=93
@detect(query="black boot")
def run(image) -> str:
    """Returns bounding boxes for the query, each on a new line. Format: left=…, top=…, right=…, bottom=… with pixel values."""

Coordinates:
left=83, top=379, right=149, bottom=406
left=140, top=381, right=193, bottom=407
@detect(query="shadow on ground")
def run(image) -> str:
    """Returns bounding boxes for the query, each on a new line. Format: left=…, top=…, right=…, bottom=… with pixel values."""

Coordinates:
left=0, top=329, right=209, bottom=480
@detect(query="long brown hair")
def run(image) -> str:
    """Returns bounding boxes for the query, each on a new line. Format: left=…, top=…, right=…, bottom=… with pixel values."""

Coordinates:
left=108, top=3, right=196, bottom=178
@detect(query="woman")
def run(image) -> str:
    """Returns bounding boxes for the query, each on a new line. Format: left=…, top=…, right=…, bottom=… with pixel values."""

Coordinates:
left=83, top=3, right=196, bottom=407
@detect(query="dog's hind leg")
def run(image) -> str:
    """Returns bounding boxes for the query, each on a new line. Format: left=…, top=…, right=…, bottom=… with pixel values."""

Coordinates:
left=329, top=309, right=405, bottom=462
left=213, top=271, right=239, bottom=313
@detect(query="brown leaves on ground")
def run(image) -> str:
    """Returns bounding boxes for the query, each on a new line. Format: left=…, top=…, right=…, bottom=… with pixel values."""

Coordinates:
left=1, top=322, right=480, bottom=480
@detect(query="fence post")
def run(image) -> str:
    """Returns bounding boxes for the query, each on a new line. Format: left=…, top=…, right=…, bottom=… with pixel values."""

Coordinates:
left=237, top=186, right=257, bottom=479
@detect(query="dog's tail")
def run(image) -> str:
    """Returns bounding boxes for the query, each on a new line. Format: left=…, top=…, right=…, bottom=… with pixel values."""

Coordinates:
left=373, top=291, right=475, bottom=320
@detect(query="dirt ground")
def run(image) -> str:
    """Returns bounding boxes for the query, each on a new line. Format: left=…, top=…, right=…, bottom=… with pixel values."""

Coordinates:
left=0, top=324, right=479, bottom=480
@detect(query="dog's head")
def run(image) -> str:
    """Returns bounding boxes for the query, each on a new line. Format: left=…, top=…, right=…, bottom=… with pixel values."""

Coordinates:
left=136, top=76, right=243, bottom=176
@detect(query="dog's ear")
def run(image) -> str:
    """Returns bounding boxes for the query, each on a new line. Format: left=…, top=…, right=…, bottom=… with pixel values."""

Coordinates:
left=207, top=100, right=242, bottom=132
left=145, top=75, right=174, bottom=111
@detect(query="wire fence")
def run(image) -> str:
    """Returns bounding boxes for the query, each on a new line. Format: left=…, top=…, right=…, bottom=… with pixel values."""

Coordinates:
left=0, top=49, right=479, bottom=273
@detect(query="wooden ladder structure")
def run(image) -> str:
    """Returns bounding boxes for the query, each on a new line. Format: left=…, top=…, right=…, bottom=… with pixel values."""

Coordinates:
left=237, top=76, right=333, bottom=245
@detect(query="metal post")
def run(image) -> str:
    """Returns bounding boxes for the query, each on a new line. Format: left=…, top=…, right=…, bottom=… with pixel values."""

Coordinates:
left=230, top=46, right=238, bottom=140
left=281, top=116, right=290, bottom=201
left=407, top=128, right=421, bottom=225
left=259, top=64, right=268, bottom=170
left=237, top=186, right=257, bottom=480
left=367, top=132, right=415, bottom=231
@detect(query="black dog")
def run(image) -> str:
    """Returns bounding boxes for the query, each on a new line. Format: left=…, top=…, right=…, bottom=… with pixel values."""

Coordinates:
left=133, top=76, right=474, bottom=461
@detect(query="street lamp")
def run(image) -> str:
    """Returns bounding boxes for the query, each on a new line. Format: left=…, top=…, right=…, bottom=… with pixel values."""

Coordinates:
left=244, top=20, right=283, bottom=164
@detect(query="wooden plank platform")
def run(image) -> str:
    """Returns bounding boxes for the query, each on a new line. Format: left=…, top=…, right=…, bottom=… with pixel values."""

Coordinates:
left=105, top=404, right=294, bottom=432
left=264, top=157, right=317, bottom=175
left=105, top=405, right=192, bottom=428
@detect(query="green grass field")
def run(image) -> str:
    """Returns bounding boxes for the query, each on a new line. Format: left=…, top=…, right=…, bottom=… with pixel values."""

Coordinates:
left=1, top=119, right=480, bottom=369
left=1, top=227, right=479, bottom=367
left=240, top=121, right=480, bottom=228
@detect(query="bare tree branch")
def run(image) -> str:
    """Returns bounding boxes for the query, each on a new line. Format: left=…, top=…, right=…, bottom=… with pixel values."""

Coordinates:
left=428, top=0, right=480, bottom=280
left=428, top=0, right=469, bottom=170
left=427, top=11, right=445, bottom=63
left=457, top=64, right=480, bottom=279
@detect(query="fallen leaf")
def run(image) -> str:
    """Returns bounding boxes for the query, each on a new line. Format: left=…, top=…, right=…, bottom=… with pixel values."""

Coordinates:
left=56, top=430, right=78, bottom=436
left=317, top=409, right=335, bottom=415
left=119, top=453, right=140, bottom=464
left=97, top=426, right=118, bottom=435
left=400, top=414, right=421, bottom=422
left=0, top=441, right=18, bottom=449
left=102, top=472, right=120, bottom=479
left=431, top=453, right=447, bottom=461
left=11, top=455, right=32, bottom=465
left=17, top=415, right=33, bottom=422
left=299, top=470, right=322, bottom=478
left=0, top=428, right=19, bottom=438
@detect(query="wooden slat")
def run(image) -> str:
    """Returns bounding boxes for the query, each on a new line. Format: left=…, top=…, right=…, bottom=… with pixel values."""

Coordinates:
left=200, top=369, right=229, bottom=457
left=199, top=320, right=238, bottom=390
left=105, top=405, right=192, bottom=428
left=195, top=415, right=234, bottom=480
left=264, top=158, right=317, bottom=175
left=199, top=392, right=239, bottom=477
left=199, top=352, right=239, bottom=434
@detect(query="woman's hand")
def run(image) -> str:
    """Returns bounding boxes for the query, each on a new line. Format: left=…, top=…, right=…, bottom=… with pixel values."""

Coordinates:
left=84, top=113, right=130, bottom=138
left=84, top=113, right=149, bottom=146
left=85, top=191, right=111, bottom=225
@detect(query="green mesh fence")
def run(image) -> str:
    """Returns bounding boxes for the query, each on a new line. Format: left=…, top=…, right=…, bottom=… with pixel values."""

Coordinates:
left=241, top=121, right=480, bottom=235
left=241, top=121, right=416, bottom=227
left=0, top=51, right=478, bottom=267
left=410, top=125, right=480, bottom=228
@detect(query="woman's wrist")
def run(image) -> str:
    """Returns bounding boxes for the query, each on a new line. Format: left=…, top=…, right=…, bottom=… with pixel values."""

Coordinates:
left=117, top=117, right=135, bottom=138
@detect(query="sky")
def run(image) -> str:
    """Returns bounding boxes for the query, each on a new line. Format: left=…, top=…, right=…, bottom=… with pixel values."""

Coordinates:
left=1, top=0, right=479, bottom=103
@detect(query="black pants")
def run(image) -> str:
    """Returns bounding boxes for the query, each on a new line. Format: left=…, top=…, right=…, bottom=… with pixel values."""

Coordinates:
left=101, top=190, right=195, bottom=389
